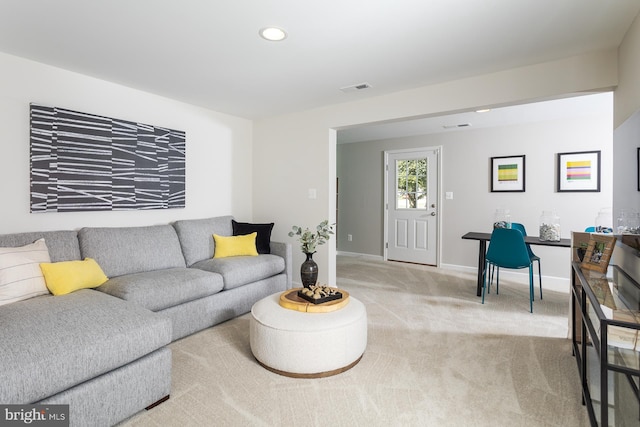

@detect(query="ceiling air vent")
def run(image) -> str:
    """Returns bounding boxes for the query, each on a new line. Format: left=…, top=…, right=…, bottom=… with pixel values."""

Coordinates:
left=340, top=82, right=372, bottom=93
left=443, top=123, right=472, bottom=129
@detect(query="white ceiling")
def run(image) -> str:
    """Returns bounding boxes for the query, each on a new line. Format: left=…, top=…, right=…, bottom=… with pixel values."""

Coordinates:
left=0, top=1, right=637, bottom=120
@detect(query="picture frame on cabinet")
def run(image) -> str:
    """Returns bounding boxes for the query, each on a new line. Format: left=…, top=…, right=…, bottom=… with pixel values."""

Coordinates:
left=581, top=234, right=616, bottom=274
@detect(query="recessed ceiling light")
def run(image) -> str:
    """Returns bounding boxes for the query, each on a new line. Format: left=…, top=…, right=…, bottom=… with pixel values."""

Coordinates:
left=259, top=27, right=287, bottom=41
left=475, top=109, right=491, bottom=113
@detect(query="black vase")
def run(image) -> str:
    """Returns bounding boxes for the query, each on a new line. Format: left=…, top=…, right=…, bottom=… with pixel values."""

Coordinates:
left=300, top=252, right=318, bottom=288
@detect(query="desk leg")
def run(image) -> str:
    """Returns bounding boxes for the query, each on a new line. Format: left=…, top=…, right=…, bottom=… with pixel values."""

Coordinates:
left=476, top=240, right=486, bottom=296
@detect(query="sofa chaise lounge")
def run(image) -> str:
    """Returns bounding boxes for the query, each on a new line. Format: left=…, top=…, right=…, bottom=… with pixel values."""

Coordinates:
left=0, top=215, right=292, bottom=426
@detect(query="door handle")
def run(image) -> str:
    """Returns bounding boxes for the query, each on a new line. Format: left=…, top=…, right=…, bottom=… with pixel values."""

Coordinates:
left=430, top=212, right=436, bottom=216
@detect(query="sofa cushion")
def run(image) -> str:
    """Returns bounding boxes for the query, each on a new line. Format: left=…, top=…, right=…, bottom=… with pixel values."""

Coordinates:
left=232, top=220, right=274, bottom=254
left=172, top=215, right=234, bottom=266
left=97, top=267, right=224, bottom=311
left=213, top=233, right=259, bottom=258
left=0, top=238, right=51, bottom=306
left=78, top=225, right=186, bottom=277
left=191, top=254, right=285, bottom=290
left=0, top=230, right=81, bottom=262
left=40, top=258, right=109, bottom=296
left=0, top=289, right=172, bottom=404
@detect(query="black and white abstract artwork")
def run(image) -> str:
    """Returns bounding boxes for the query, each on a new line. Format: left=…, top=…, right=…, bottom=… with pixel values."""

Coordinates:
left=30, top=104, right=186, bottom=212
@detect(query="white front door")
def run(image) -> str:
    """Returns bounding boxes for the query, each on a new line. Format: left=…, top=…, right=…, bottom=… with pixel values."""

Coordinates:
left=385, top=148, right=439, bottom=265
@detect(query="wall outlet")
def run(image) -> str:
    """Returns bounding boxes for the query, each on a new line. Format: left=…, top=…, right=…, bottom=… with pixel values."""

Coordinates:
left=347, top=234, right=353, bottom=241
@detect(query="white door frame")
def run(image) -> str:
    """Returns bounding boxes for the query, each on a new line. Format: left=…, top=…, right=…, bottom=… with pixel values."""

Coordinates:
left=383, top=146, right=442, bottom=266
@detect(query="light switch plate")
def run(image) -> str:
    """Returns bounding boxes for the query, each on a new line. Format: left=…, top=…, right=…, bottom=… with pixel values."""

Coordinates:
left=308, top=188, right=317, bottom=199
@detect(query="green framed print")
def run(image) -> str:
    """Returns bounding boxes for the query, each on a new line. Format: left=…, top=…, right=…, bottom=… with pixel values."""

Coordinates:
left=491, top=155, right=525, bottom=192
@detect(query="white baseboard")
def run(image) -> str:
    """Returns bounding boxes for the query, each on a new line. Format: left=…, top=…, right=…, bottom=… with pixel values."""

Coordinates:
left=335, top=257, right=570, bottom=293
left=337, top=251, right=384, bottom=261
left=440, top=263, right=570, bottom=293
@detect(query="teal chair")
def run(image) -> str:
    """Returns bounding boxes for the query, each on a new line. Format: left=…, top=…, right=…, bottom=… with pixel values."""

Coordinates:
left=482, top=228, right=536, bottom=313
left=511, top=222, right=542, bottom=299
left=488, top=223, right=543, bottom=301
left=586, top=226, right=613, bottom=233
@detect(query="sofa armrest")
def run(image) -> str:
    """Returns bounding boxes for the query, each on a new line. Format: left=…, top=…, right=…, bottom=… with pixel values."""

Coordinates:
left=269, top=241, right=293, bottom=289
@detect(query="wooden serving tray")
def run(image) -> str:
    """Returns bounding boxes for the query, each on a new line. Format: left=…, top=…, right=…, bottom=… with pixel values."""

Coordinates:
left=279, top=288, right=350, bottom=313
left=297, top=289, right=342, bottom=304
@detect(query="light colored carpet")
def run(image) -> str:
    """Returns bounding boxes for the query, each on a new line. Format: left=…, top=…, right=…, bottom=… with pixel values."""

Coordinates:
left=119, top=256, right=589, bottom=426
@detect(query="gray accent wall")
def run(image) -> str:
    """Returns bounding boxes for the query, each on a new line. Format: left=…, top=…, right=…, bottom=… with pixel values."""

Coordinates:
left=337, top=105, right=613, bottom=279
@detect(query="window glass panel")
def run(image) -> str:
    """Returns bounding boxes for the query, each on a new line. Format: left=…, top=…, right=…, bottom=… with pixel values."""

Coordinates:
left=395, top=158, right=428, bottom=209
left=417, top=175, right=427, bottom=192
left=396, top=191, right=410, bottom=209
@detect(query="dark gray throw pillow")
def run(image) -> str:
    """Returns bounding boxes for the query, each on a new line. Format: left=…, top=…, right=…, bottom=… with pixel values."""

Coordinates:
left=232, top=220, right=274, bottom=254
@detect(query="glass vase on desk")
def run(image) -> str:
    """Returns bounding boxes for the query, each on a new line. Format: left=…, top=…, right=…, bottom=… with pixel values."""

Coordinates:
left=539, top=210, right=560, bottom=241
left=595, top=207, right=613, bottom=233
left=493, top=208, right=511, bottom=229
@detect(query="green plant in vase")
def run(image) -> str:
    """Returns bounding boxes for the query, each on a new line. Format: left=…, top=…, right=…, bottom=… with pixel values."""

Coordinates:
left=288, top=220, right=335, bottom=288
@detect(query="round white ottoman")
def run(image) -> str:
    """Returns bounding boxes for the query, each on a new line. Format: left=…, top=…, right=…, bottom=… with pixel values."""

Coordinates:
left=249, top=292, right=367, bottom=378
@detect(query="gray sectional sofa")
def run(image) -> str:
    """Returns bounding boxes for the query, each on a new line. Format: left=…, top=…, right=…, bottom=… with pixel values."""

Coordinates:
left=0, top=215, right=292, bottom=426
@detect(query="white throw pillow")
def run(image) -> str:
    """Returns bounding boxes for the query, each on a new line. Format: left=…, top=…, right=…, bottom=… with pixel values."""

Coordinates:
left=0, top=238, right=51, bottom=306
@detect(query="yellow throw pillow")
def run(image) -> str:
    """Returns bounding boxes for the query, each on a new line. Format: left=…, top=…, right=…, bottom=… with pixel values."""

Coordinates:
left=40, top=258, right=109, bottom=296
left=213, top=233, right=258, bottom=258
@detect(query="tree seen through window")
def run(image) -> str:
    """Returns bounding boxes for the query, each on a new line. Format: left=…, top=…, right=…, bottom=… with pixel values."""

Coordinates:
left=396, top=158, right=427, bottom=209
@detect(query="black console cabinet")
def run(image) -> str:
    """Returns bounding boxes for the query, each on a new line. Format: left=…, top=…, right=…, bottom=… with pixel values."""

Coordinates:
left=571, top=262, right=640, bottom=426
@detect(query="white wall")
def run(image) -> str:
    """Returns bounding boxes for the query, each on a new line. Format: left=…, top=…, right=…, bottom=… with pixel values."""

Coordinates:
left=254, top=50, right=618, bottom=286
left=612, top=12, right=640, bottom=282
left=613, top=10, right=640, bottom=220
left=0, top=52, right=253, bottom=234
left=615, top=12, right=640, bottom=128
left=337, top=99, right=613, bottom=279
left=613, top=110, right=640, bottom=224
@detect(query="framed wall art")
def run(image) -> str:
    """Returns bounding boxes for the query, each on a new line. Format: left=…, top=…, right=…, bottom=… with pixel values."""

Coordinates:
left=637, top=147, right=640, bottom=191
left=581, top=234, right=616, bottom=273
left=557, top=150, right=600, bottom=192
left=490, top=155, right=525, bottom=192
left=30, top=104, right=186, bottom=213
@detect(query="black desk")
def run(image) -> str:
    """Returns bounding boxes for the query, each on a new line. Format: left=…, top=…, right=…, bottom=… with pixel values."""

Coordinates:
left=462, top=231, right=571, bottom=296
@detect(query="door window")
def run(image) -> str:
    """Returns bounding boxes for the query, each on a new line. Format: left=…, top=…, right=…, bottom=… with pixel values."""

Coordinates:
left=395, top=158, right=427, bottom=209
